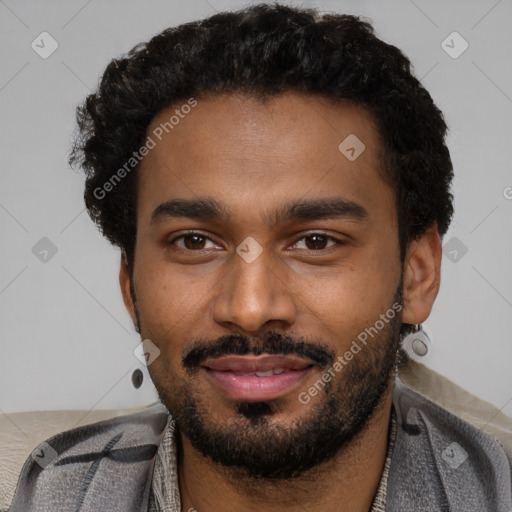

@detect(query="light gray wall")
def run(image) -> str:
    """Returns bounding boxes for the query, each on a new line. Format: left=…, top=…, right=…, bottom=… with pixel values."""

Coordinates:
left=1, top=0, right=511, bottom=416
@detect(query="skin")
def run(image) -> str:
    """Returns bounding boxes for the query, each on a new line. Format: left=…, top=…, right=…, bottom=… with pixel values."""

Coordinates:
left=119, top=92, right=442, bottom=511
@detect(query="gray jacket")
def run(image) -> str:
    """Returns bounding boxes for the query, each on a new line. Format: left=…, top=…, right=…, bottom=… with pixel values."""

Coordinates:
left=9, top=378, right=512, bottom=511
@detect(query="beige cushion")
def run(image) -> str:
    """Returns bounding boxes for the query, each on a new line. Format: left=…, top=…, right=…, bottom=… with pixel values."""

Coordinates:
left=1, top=362, right=511, bottom=511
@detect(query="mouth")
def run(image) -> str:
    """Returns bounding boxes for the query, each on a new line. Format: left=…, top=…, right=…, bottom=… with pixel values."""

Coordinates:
left=201, top=354, right=315, bottom=401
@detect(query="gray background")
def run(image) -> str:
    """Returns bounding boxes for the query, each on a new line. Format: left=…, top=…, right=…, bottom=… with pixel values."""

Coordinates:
left=0, top=0, right=511, bottom=417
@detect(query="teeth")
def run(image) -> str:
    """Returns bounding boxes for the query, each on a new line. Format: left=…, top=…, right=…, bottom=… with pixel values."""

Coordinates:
left=255, top=370, right=274, bottom=377
left=229, top=368, right=287, bottom=376
left=253, top=368, right=285, bottom=376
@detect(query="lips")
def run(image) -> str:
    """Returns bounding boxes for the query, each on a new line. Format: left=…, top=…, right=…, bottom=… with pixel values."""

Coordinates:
left=201, top=354, right=314, bottom=401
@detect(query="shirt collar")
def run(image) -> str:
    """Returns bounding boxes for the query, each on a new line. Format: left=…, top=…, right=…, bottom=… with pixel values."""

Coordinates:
left=149, top=408, right=397, bottom=511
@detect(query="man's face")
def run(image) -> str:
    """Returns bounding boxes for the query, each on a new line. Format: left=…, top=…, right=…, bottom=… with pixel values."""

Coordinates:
left=126, top=92, right=403, bottom=478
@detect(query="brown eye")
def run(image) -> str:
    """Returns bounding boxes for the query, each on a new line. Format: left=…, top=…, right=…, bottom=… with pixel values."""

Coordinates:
left=292, top=233, right=341, bottom=251
left=169, top=232, right=217, bottom=251
left=305, top=234, right=330, bottom=250
left=183, top=234, right=206, bottom=250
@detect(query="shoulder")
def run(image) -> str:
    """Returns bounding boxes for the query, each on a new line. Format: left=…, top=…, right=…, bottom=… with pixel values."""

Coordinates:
left=388, top=364, right=512, bottom=511
left=8, top=403, right=171, bottom=512
left=400, top=359, right=512, bottom=459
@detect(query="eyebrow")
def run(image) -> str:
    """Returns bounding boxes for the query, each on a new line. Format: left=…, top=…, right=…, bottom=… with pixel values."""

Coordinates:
left=150, top=197, right=368, bottom=228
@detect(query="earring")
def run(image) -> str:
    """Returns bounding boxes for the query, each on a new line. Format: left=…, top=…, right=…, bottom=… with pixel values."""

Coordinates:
left=401, top=324, right=431, bottom=361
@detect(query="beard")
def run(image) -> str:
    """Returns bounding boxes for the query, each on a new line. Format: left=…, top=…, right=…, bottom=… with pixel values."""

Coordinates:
left=146, top=284, right=402, bottom=481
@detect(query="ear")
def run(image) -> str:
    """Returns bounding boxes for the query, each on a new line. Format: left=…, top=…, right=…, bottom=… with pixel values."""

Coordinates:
left=401, top=223, right=442, bottom=324
left=119, top=252, right=138, bottom=330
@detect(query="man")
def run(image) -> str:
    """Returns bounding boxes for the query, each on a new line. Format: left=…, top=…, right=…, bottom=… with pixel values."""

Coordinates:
left=9, top=3, right=512, bottom=511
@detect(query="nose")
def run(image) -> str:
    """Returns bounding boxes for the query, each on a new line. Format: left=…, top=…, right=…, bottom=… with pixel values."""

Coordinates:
left=212, top=247, right=297, bottom=334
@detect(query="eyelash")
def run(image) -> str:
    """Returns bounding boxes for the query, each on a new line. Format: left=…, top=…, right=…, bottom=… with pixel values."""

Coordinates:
left=167, top=231, right=346, bottom=253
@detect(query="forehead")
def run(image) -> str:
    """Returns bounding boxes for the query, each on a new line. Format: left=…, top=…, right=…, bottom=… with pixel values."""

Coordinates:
left=136, top=92, right=393, bottom=228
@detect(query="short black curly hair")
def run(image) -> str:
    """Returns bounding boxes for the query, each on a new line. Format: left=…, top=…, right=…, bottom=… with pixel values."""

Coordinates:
left=70, top=2, right=454, bottom=273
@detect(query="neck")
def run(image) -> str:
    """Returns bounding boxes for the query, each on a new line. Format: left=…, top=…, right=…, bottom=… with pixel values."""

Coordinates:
left=177, top=378, right=395, bottom=512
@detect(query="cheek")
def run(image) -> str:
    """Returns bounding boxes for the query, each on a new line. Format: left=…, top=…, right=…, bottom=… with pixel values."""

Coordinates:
left=133, top=256, right=192, bottom=329
left=313, top=259, right=400, bottom=345
left=133, top=239, right=220, bottom=321
left=132, top=267, right=189, bottom=368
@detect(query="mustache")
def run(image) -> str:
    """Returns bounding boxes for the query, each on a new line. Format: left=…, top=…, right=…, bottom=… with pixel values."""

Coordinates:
left=182, top=330, right=335, bottom=372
